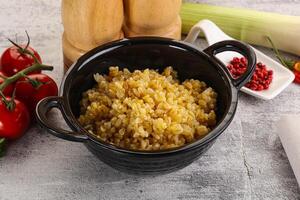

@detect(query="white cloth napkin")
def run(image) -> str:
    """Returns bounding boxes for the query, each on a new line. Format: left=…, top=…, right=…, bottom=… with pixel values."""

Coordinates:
left=277, top=115, right=300, bottom=186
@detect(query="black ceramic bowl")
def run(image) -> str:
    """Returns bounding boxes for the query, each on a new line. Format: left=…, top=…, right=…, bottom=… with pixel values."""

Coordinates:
left=36, top=37, right=256, bottom=175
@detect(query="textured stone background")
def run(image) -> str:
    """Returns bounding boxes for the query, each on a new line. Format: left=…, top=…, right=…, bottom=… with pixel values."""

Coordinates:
left=0, top=0, right=300, bottom=200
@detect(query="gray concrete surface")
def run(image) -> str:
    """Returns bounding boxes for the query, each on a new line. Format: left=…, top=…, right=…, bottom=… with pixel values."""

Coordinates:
left=0, top=0, right=300, bottom=199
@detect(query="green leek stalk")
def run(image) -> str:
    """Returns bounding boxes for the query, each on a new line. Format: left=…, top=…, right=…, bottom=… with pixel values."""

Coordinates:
left=180, top=3, right=300, bottom=56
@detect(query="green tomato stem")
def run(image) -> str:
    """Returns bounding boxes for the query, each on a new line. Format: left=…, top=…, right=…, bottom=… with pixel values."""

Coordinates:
left=22, top=48, right=41, bottom=64
left=24, top=30, right=31, bottom=51
left=0, top=138, right=6, bottom=157
left=8, top=37, right=41, bottom=65
left=0, top=74, right=7, bottom=79
left=0, top=63, right=53, bottom=92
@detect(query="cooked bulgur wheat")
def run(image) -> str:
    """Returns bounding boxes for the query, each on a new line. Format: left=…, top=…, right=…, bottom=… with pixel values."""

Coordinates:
left=78, top=66, right=217, bottom=151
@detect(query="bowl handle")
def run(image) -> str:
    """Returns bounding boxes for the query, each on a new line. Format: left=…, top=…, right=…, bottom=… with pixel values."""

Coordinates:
left=203, top=40, right=256, bottom=89
left=35, top=96, right=88, bottom=142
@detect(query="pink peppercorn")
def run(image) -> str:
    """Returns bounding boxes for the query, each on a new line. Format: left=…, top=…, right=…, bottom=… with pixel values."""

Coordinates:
left=227, top=57, right=273, bottom=91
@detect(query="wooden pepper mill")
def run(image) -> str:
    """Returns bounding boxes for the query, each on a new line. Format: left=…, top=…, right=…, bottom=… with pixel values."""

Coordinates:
left=123, top=0, right=182, bottom=40
left=62, top=0, right=182, bottom=69
left=62, top=0, right=124, bottom=69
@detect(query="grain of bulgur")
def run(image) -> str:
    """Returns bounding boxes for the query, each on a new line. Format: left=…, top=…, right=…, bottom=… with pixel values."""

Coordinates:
left=78, top=66, right=217, bottom=151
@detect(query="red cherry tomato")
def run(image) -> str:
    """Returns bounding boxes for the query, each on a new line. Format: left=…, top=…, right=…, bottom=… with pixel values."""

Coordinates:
left=15, top=73, right=58, bottom=113
left=0, top=98, right=30, bottom=140
left=294, top=70, right=300, bottom=84
left=0, top=71, right=14, bottom=96
left=0, top=45, right=42, bottom=76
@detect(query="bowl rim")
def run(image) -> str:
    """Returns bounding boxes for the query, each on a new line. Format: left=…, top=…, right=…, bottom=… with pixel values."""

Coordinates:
left=60, top=36, right=238, bottom=155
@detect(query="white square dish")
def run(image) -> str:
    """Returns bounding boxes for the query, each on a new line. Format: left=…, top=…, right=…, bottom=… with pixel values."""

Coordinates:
left=185, top=19, right=295, bottom=100
left=216, top=49, right=295, bottom=100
